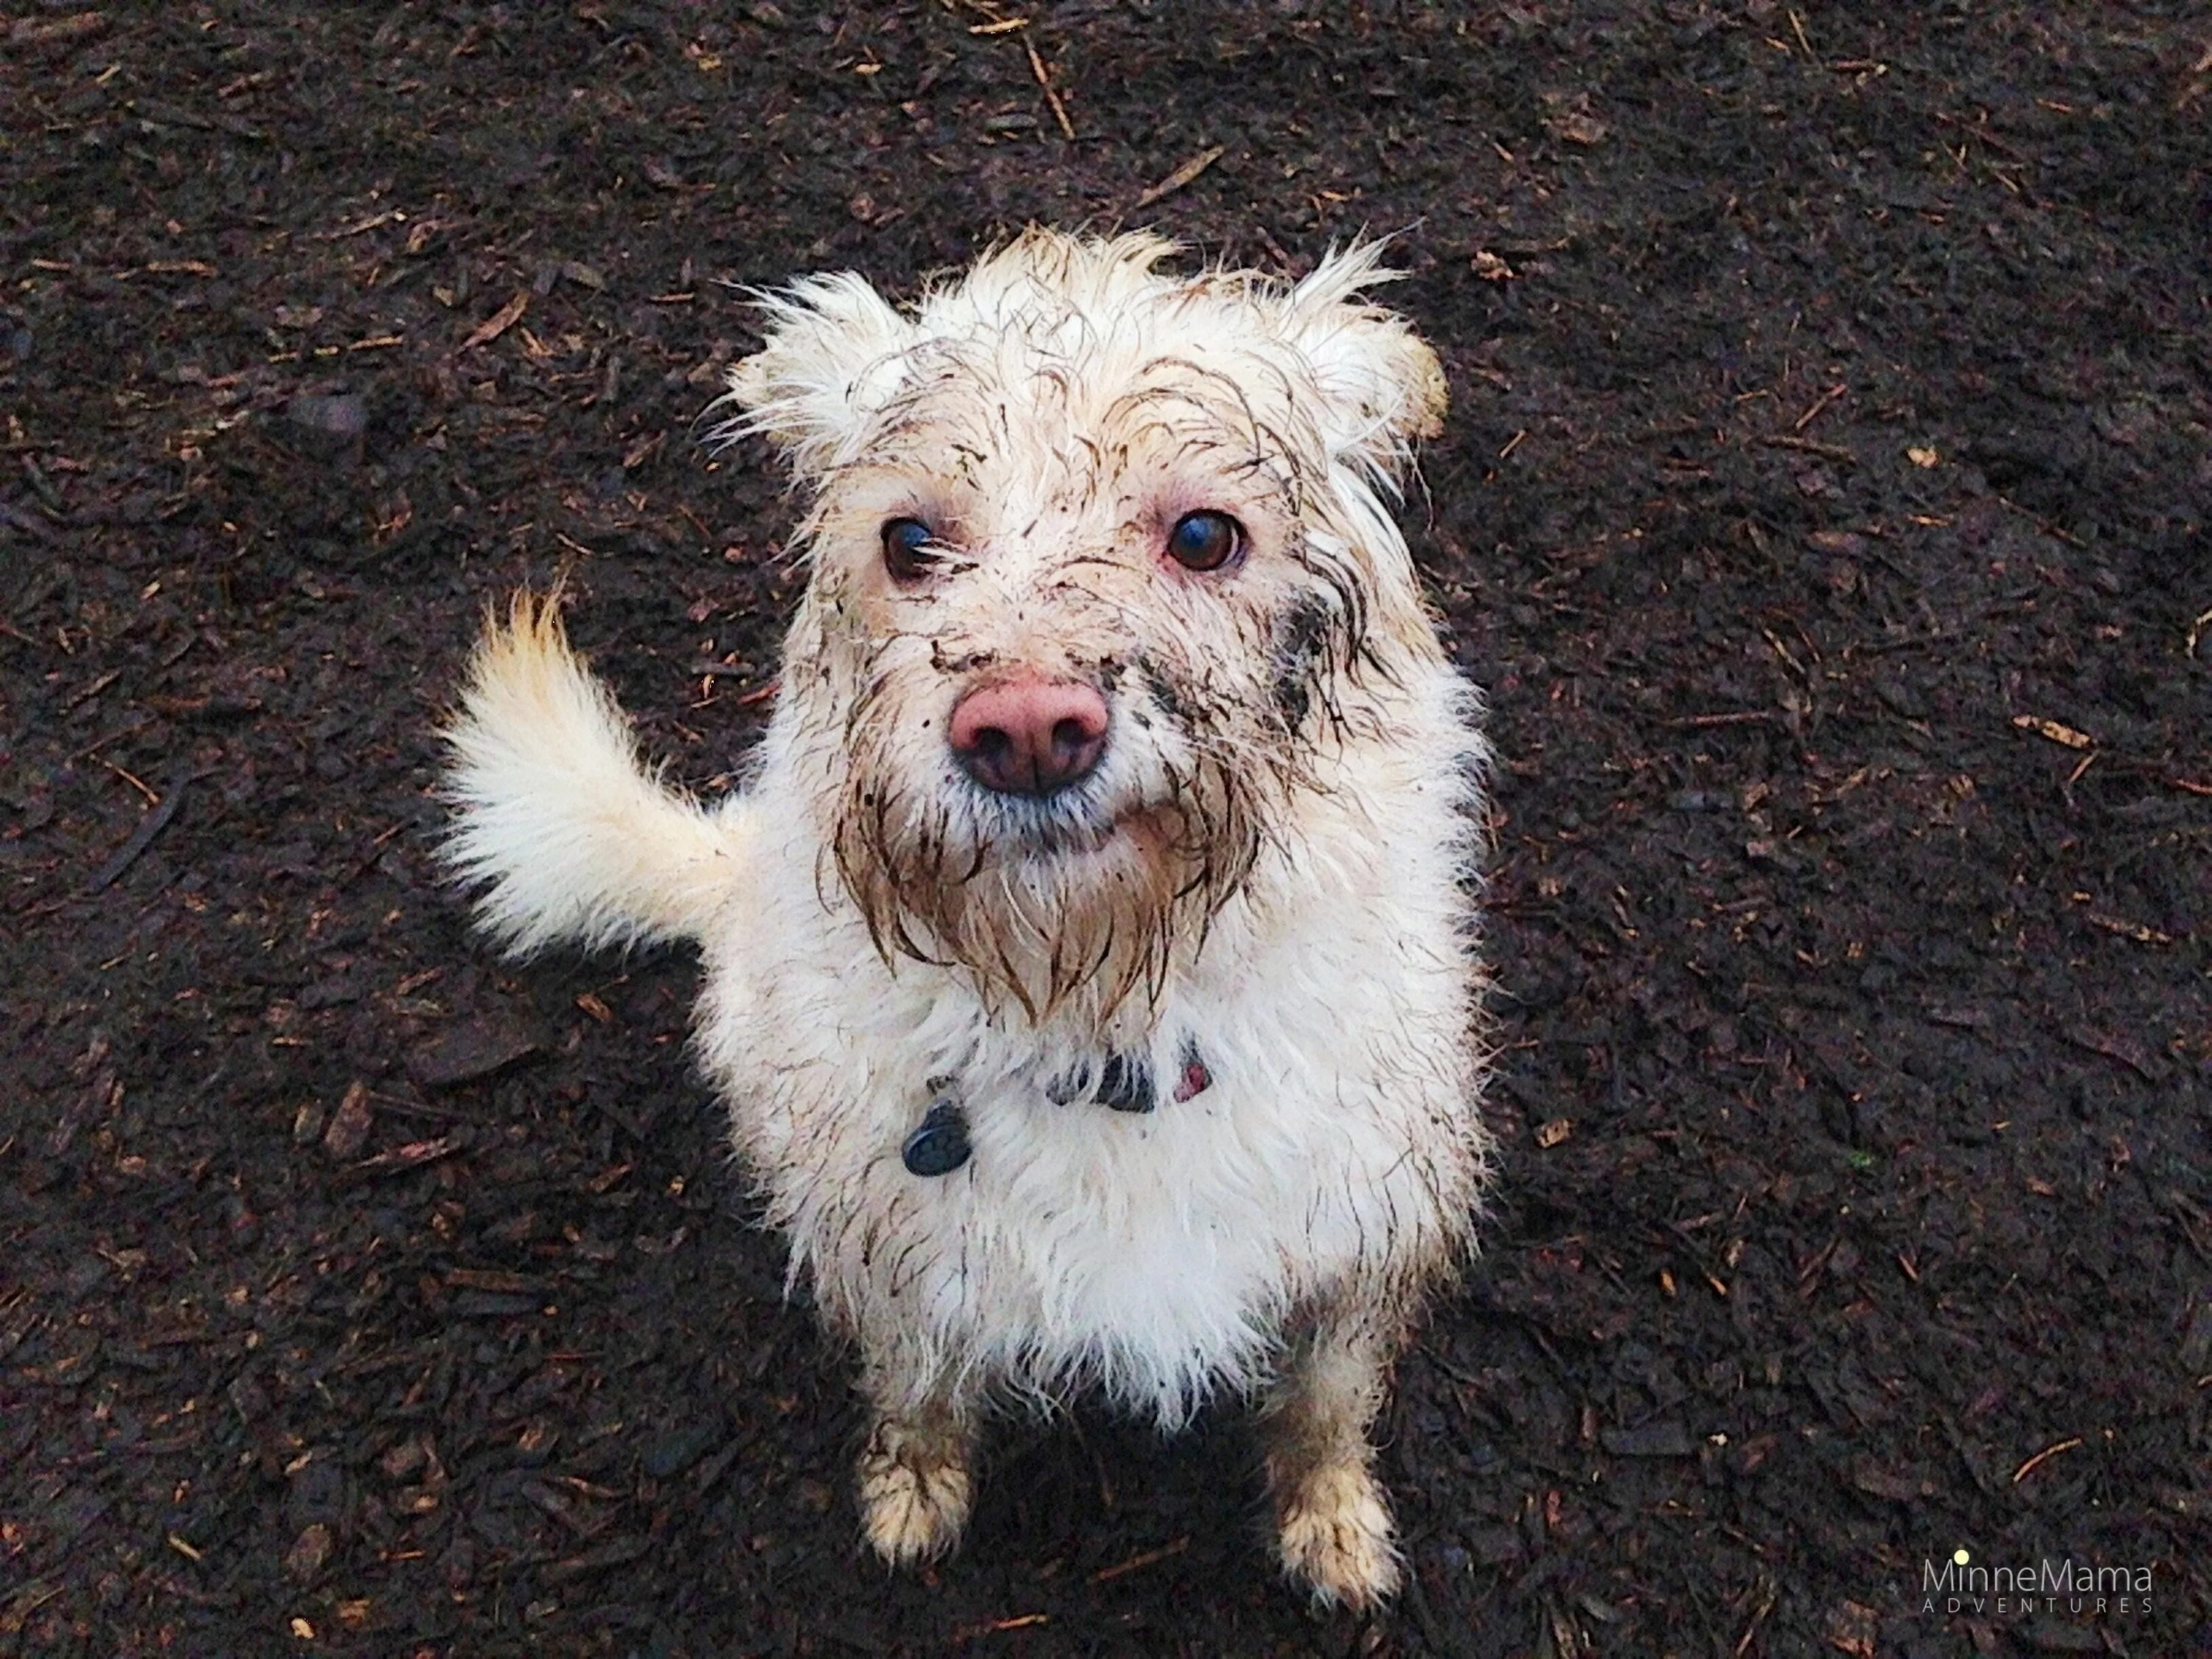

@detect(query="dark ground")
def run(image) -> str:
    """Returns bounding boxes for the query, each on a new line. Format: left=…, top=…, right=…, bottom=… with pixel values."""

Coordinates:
left=4, top=3, right=2208, bottom=1655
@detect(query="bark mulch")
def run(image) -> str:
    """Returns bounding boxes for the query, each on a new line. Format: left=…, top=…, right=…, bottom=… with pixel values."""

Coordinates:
left=3, top=4, right=2206, bottom=1655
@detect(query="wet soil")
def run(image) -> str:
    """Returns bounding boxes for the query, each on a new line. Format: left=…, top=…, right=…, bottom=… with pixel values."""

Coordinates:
left=4, top=4, right=2208, bottom=1655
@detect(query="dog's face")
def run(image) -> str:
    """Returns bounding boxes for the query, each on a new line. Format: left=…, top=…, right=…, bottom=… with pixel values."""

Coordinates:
left=720, top=232, right=1450, bottom=1025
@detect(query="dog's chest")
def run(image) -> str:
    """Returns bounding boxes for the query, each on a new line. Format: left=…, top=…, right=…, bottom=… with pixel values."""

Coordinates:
left=700, top=943, right=1470, bottom=1416
left=845, top=1023, right=1422, bottom=1406
left=692, top=791, right=1482, bottom=1414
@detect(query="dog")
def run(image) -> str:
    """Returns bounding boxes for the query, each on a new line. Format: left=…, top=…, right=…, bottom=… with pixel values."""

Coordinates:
left=441, top=230, right=1495, bottom=1608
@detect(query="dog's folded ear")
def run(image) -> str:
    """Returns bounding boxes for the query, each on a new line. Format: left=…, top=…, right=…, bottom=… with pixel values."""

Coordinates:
left=723, top=273, right=917, bottom=479
left=1280, top=242, right=1449, bottom=490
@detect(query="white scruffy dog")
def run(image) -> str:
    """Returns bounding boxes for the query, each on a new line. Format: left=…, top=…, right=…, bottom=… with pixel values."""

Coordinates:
left=442, top=231, right=1493, bottom=1608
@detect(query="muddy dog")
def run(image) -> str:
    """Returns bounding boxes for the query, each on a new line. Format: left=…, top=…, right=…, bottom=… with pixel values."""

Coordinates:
left=442, top=231, right=1494, bottom=1607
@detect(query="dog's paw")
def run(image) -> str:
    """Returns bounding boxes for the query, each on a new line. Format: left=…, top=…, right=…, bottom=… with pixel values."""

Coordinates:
left=1276, top=1461, right=1401, bottom=1610
left=858, top=1422, right=973, bottom=1567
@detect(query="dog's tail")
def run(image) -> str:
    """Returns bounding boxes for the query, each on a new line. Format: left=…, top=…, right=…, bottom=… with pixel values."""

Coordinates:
left=441, top=591, right=750, bottom=956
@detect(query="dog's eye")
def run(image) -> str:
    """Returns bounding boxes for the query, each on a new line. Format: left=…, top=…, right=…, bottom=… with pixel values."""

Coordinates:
left=880, top=517, right=939, bottom=581
left=1165, top=510, right=1244, bottom=572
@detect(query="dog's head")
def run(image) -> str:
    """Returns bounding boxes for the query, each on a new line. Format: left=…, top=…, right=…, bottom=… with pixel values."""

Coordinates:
left=718, top=231, right=1450, bottom=1026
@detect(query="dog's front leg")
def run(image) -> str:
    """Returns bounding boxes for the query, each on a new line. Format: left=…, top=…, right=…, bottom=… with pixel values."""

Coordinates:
left=855, top=1340, right=978, bottom=1568
left=1261, top=1307, right=1403, bottom=1609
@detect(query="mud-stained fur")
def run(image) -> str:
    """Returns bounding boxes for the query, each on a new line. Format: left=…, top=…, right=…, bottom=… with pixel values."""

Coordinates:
left=442, top=231, right=1495, bottom=1609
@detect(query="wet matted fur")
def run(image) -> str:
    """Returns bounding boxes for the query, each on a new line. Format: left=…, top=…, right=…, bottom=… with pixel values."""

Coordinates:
left=442, top=231, right=1496, bottom=1607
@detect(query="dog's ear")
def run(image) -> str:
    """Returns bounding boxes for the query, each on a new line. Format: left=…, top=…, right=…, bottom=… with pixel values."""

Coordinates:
left=1281, top=242, right=1448, bottom=487
left=723, top=273, right=915, bottom=479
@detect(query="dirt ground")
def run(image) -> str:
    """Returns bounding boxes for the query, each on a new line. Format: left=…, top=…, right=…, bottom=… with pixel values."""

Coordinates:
left=4, top=3, right=2208, bottom=1655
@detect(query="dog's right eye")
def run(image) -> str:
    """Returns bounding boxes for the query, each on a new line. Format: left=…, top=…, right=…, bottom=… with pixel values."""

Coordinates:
left=1166, top=509, right=1245, bottom=572
left=880, top=518, right=940, bottom=581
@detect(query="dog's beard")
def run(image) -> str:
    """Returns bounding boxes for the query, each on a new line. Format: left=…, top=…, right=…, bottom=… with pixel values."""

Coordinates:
left=829, top=745, right=1275, bottom=1027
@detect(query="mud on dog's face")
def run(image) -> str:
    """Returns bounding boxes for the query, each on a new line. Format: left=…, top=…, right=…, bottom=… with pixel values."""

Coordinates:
left=719, top=232, right=1450, bottom=1022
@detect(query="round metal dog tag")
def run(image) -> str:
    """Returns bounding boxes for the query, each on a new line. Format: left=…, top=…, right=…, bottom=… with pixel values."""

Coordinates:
left=902, top=1100, right=972, bottom=1178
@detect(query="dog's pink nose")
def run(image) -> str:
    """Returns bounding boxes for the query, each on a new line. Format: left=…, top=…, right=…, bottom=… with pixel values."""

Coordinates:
left=948, top=677, right=1110, bottom=797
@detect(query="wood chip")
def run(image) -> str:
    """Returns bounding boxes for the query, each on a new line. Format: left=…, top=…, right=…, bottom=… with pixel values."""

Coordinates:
left=2085, top=913, right=2175, bottom=946
left=321, top=1081, right=375, bottom=1161
left=1133, top=145, right=1225, bottom=209
left=459, top=291, right=529, bottom=352
left=1824, top=1600, right=1877, bottom=1659
left=445, top=1267, right=539, bottom=1294
left=62, top=669, right=121, bottom=711
left=1540, top=91, right=1609, bottom=146
left=1550, top=111, right=1608, bottom=146
left=1535, top=1117, right=1573, bottom=1149
left=2062, top=1024, right=2167, bottom=1082
left=1848, top=1461, right=1923, bottom=1502
left=408, top=1016, right=541, bottom=1088
left=2011, top=714, right=2093, bottom=749
left=1924, top=1005, right=1992, bottom=1032
left=7, top=12, right=109, bottom=50
left=131, top=98, right=265, bottom=141
left=542, top=1535, right=651, bottom=1582
left=340, top=1133, right=467, bottom=1182
left=285, top=1523, right=333, bottom=1582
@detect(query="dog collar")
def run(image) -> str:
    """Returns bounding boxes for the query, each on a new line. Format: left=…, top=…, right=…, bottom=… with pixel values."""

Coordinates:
left=902, top=1046, right=1214, bottom=1179
left=1045, top=1042, right=1212, bottom=1116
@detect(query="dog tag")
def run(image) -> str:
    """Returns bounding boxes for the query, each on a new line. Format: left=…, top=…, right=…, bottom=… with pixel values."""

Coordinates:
left=902, top=1100, right=971, bottom=1178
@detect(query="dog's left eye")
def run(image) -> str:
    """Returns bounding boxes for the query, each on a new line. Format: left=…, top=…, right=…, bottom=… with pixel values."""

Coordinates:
left=880, top=517, right=940, bottom=581
left=1165, top=510, right=1245, bottom=572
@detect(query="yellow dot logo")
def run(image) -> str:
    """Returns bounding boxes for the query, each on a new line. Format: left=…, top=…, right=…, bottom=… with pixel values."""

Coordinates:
left=1953, top=1548, right=1971, bottom=1566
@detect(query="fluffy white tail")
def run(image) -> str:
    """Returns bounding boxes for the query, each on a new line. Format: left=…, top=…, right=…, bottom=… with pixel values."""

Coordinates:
left=442, top=591, right=748, bottom=955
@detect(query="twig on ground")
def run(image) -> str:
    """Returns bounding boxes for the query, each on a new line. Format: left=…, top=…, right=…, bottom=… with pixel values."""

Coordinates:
left=1134, top=146, right=1224, bottom=209
left=86, top=765, right=199, bottom=894
left=1792, top=383, right=1846, bottom=432
left=1091, top=1536, right=1189, bottom=1584
left=2011, top=1437, right=2081, bottom=1484
left=1757, top=434, right=1857, bottom=464
left=1024, top=36, right=1074, bottom=139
